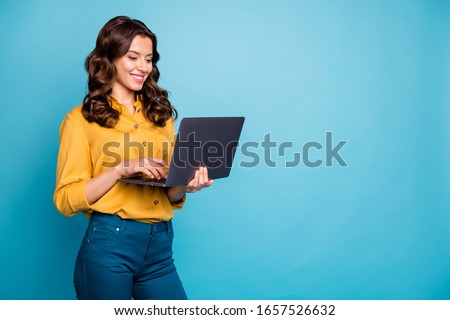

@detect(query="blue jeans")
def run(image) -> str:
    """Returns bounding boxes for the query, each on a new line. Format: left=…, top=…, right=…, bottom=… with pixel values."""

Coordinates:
left=74, top=212, right=187, bottom=300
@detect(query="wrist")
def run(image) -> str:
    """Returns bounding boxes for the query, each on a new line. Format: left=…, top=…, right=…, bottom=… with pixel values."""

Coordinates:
left=113, top=164, right=125, bottom=179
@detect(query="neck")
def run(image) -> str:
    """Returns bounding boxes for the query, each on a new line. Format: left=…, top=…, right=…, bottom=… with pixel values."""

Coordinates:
left=111, top=86, right=135, bottom=106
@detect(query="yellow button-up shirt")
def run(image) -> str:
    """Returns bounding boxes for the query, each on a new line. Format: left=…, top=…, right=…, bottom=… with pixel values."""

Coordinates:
left=53, top=98, right=185, bottom=223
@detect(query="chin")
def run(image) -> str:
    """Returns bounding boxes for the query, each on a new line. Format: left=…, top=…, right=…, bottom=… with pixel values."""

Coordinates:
left=129, top=84, right=144, bottom=91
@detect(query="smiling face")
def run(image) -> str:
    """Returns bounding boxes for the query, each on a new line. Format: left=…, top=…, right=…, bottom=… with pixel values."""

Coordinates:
left=112, top=35, right=153, bottom=101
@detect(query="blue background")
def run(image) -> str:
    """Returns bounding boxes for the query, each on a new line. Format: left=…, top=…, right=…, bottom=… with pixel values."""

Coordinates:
left=0, top=0, right=449, bottom=299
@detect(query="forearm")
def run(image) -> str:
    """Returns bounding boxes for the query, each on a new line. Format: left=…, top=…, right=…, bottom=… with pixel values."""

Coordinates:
left=167, top=186, right=186, bottom=203
left=85, top=166, right=123, bottom=205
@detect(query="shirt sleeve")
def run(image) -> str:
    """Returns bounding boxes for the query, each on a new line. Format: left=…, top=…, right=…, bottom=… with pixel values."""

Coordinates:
left=53, top=112, right=92, bottom=216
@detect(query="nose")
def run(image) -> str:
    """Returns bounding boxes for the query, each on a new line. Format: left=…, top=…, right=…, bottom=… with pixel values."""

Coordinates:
left=137, top=58, right=149, bottom=73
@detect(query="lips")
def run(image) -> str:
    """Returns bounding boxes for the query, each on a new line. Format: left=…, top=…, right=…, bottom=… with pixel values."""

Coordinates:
left=131, top=74, right=145, bottom=83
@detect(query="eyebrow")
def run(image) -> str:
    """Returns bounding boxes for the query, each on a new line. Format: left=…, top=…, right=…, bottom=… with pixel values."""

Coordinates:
left=127, top=50, right=153, bottom=57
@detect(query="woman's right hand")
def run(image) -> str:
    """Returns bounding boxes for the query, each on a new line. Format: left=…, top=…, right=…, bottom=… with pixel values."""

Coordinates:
left=86, top=157, right=168, bottom=205
left=115, top=157, right=169, bottom=180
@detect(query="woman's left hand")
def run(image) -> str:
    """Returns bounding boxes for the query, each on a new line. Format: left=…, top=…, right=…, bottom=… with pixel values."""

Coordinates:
left=183, top=166, right=214, bottom=193
left=167, top=167, right=213, bottom=202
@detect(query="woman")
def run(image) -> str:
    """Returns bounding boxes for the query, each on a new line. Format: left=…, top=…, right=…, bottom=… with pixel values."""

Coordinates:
left=53, top=16, right=212, bottom=300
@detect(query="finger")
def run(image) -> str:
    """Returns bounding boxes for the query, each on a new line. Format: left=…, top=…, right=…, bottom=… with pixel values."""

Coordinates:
left=198, top=167, right=206, bottom=185
left=201, top=167, right=212, bottom=187
left=154, top=166, right=168, bottom=179
left=194, top=178, right=213, bottom=192
left=203, top=166, right=210, bottom=182
left=150, top=157, right=169, bottom=168
left=142, top=168, right=155, bottom=179
left=141, top=158, right=152, bottom=172
left=147, top=167, right=162, bottom=180
left=191, top=170, right=200, bottom=187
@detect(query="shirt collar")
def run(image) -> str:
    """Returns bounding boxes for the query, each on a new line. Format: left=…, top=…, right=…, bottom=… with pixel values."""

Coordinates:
left=109, top=95, right=143, bottom=112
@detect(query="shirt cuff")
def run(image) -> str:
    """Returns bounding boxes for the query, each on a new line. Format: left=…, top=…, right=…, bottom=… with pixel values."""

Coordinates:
left=67, top=179, right=92, bottom=215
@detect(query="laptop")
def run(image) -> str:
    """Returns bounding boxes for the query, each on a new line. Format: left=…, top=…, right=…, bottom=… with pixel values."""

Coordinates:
left=118, top=117, right=245, bottom=187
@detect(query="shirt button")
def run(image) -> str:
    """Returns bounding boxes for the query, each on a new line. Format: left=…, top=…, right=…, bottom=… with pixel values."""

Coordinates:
left=143, top=141, right=148, bottom=147
left=154, top=200, right=159, bottom=205
left=134, top=124, right=139, bottom=129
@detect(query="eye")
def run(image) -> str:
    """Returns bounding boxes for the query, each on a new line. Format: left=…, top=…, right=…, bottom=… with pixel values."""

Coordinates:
left=146, top=59, right=153, bottom=63
left=128, top=56, right=137, bottom=61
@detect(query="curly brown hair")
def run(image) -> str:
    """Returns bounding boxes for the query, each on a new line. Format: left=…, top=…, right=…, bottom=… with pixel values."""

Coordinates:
left=82, top=16, right=177, bottom=128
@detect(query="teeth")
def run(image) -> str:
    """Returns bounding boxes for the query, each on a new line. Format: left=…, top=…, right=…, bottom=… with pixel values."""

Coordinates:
left=132, top=75, right=144, bottom=81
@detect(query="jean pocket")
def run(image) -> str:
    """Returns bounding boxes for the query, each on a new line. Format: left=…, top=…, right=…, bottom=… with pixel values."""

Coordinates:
left=87, top=220, right=121, bottom=243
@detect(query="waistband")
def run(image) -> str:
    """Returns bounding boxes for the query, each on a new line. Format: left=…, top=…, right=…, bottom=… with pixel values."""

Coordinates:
left=91, top=211, right=172, bottom=235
